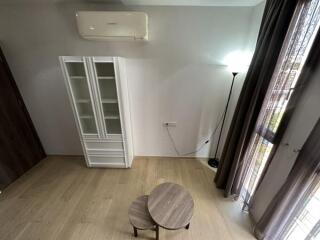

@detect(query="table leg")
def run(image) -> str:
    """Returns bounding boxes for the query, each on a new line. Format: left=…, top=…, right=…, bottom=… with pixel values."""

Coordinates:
left=133, top=227, right=138, bottom=237
left=156, top=225, right=159, bottom=240
left=185, top=223, right=190, bottom=230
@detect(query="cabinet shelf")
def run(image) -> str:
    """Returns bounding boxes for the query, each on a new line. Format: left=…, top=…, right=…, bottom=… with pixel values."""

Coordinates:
left=70, top=76, right=86, bottom=79
left=98, top=76, right=115, bottom=80
left=104, top=115, right=120, bottom=120
left=79, top=115, right=94, bottom=119
left=101, top=99, right=118, bottom=104
left=76, top=99, right=91, bottom=103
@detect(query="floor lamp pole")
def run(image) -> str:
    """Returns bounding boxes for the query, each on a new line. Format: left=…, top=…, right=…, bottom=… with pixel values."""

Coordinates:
left=208, top=72, right=238, bottom=168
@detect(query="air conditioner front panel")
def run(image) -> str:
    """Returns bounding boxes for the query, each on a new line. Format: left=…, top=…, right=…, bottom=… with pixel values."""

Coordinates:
left=76, top=11, right=148, bottom=41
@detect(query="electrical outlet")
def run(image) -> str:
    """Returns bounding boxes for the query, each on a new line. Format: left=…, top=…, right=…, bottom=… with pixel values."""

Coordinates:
left=163, top=122, right=177, bottom=127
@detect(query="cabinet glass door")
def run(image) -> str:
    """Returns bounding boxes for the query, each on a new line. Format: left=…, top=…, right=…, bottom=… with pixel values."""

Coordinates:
left=94, top=62, right=122, bottom=135
left=66, top=61, right=98, bottom=135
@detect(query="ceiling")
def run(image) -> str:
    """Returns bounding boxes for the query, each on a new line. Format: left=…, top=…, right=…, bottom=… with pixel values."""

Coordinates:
left=0, top=0, right=265, bottom=6
left=120, top=0, right=265, bottom=6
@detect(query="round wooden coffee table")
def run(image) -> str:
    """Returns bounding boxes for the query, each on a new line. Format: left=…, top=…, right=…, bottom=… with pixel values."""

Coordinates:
left=128, top=195, right=158, bottom=239
left=148, top=182, right=194, bottom=230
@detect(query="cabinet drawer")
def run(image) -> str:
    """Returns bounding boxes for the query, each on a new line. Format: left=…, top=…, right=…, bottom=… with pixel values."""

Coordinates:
left=88, top=155, right=126, bottom=165
left=84, top=140, right=124, bottom=150
left=87, top=149, right=124, bottom=156
left=107, top=134, right=123, bottom=141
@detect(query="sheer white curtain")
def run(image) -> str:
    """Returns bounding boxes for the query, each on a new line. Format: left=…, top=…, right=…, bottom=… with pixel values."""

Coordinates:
left=240, top=0, right=320, bottom=209
left=284, top=182, right=320, bottom=240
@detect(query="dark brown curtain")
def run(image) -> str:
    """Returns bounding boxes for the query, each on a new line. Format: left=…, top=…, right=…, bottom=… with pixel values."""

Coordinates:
left=214, top=0, right=299, bottom=197
left=0, top=47, right=46, bottom=190
left=253, top=118, right=320, bottom=239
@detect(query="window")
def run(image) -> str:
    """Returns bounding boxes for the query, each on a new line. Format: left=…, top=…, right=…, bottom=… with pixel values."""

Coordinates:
left=285, top=183, right=320, bottom=240
left=241, top=0, right=320, bottom=208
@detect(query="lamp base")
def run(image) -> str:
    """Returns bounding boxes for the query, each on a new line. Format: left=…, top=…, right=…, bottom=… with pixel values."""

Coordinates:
left=208, top=158, right=219, bottom=168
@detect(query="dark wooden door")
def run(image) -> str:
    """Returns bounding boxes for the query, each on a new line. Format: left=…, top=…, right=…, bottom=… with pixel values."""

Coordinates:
left=0, top=48, right=45, bottom=190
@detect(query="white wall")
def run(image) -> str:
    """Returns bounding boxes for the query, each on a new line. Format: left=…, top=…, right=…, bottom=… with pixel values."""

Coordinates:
left=250, top=64, right=320, bottom=222
left=0, top=2, right=263, bottom=157
left=216, top=1, right=265, bottom=158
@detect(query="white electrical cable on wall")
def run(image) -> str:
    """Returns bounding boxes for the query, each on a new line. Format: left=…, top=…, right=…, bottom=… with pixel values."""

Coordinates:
left=165, top=114, right=224, bottom=156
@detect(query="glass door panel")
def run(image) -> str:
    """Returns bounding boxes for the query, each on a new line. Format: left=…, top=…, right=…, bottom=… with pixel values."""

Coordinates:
left=66, top=62, right=98, bottom=135
left=95, top=63, right=115, bottom=76
left=94, top=61, right=122, bottom=135
left=102, top=102, right=119, bottom=117
left=105, top=119, right=122, bottom=134
left=99, top=78, right=118, bottom=99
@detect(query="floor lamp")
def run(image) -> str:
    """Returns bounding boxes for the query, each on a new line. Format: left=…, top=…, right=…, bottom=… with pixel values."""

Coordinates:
left=208, top=71, right=238, bottom=168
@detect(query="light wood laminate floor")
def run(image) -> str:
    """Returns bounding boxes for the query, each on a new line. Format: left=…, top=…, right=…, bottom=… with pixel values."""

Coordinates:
left=0, top=156, right=255, bottom=240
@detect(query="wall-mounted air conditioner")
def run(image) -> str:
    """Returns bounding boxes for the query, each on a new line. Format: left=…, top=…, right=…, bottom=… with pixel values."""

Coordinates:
left=76, top=11, right=148, bottom=41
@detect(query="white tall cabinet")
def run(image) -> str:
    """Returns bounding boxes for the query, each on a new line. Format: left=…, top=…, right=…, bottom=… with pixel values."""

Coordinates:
left=60, top=56, right=133, bottom=168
